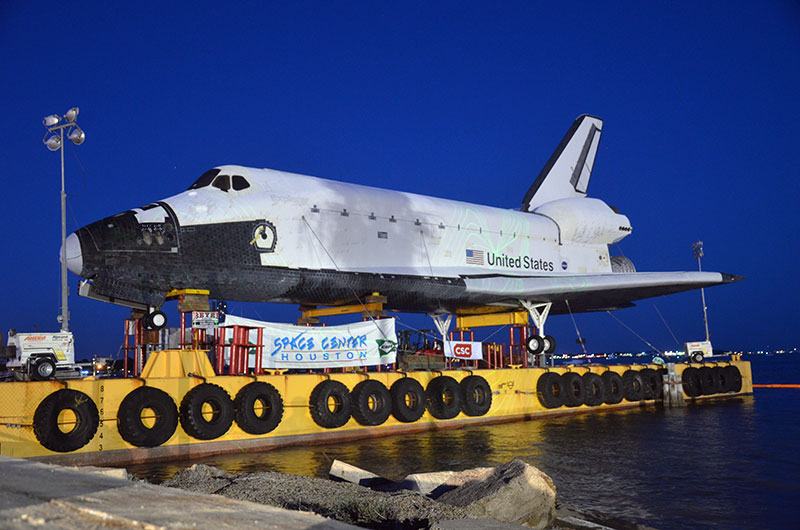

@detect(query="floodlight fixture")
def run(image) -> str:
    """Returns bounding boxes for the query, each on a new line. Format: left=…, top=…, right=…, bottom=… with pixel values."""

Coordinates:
left=44, top=135, right=62, bottom=151
left=68, top=127, right=85, bottom=145
left=692, top=240, right=704, bottom=259
left=43, top=114, right=61, bottom=127
left=41, top=106, right=85, bottom=332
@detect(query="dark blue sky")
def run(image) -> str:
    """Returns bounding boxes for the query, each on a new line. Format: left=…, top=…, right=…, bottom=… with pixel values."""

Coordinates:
left=2, top=1, right=798, bottom=356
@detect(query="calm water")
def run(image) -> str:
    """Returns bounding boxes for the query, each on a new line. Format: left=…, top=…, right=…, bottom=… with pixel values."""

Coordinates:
left=128, top=355, right=799, bottom=529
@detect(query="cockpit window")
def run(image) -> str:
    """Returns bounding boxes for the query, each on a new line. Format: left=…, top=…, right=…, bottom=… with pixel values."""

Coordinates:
left=232, top=175, right=250, bottom=191
left=212, top=174, right=231, bottom=192
left=188, top=168, right=221, bottom=190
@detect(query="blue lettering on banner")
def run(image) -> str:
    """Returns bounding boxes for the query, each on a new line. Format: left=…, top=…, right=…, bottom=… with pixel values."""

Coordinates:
left=271, top=332, right=368, bottom=356
left=281, top=353, right=289, bottom=361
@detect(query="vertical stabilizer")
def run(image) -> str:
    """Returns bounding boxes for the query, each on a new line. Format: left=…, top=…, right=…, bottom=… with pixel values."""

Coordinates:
left=521, top=114, right=603, bottom=212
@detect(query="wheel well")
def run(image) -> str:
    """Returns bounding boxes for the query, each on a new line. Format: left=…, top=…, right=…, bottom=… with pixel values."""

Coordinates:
left=28, top=352, right=58, bottom=364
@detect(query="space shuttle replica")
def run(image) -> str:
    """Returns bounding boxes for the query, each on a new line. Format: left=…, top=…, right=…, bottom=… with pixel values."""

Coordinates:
left=64, top=115, right=740, bottom=343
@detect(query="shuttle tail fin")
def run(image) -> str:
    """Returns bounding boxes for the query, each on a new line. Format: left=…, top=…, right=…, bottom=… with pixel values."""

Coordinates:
left=521, top=114, right=603, bottom=212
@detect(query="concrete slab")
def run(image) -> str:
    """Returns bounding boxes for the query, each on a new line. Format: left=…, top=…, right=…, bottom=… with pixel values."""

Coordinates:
left=0, top=456, right=357, bottom=529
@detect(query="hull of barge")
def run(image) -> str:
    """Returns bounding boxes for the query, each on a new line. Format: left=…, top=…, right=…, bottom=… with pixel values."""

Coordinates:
left=0, top=359, right=752, bottom=467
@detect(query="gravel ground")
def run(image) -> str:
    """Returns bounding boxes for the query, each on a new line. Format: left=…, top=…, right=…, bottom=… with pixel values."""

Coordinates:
left=164, top=464, right=471, bottom=529
left=163, top=464, right=655, bottom=530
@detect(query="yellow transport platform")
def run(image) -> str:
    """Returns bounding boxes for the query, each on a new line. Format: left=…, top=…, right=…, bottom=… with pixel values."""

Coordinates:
left=0, top=351, right=752, bottom=467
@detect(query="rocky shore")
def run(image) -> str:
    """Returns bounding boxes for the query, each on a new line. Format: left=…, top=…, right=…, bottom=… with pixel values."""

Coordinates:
left=163, top=459, right=655, bottom=530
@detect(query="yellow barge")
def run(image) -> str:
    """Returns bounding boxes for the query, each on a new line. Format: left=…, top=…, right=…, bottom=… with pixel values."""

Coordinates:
left=0, top=349, right=752, bottom=467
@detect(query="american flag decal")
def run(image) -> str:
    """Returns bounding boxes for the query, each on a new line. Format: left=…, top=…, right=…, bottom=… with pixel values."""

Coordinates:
left=465, top=249, right=485, bottom=265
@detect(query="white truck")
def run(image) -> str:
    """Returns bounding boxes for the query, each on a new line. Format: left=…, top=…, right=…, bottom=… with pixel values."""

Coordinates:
left=0, top=330, right=82, bottom=381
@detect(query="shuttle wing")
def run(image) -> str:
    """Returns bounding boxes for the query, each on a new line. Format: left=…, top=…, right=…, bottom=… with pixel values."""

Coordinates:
left=463, top=271, right=743, bottom=314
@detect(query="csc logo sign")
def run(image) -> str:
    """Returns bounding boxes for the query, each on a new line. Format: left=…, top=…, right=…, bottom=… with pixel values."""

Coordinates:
left=453, top=343, right=472, bottom=358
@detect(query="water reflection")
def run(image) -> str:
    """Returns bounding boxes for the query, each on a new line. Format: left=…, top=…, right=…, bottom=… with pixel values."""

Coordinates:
left=128, top=356, right=799, bottom=529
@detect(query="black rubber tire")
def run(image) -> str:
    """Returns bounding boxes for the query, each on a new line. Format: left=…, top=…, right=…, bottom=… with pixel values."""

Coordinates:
left=351, top=380, right=392, bottom=426
left=32, top=357, right=56, bottom=381
left=460, top=375, right=493, bottom=416
left=33, top=389, right=99, bottom=453
left=426, top=376, right=462, bottom=419
left=582, top=372, right=605, bottom=407
left=537, top=372, right=565, bottom=409
left=543, top=335, right=557, bottom=354
left=601, top=371, right=624, bottom=404
left=724, top=365, right=742, bottom=393
left=622, top=370, right=645, bottom=402
left=390, top=378, right=426, bottom=423
left=639, top=368, right=663, bottom=400
left=562, top=372, right=586, bottom=407
left=117, top=386, right=179, bottom=447
left=309, top=380, right=352, bottom=428
left=526, top=336, right=544, bottom=354
left=682, top=367, right=702, bottom=397
left=690, top=352, right=704, bottom=363
left=179, top=383, right=235, bottom=440
left=234, top=382, right=284, bottom=434
left=715, top=366, right=731, bottom=393
left=698, top=366, right=721, bottom=395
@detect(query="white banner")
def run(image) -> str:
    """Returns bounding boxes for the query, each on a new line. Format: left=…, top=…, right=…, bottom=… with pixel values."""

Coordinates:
left=443, top=340, right=483, bottom=360
left=220, top=315, right=397, bottom=369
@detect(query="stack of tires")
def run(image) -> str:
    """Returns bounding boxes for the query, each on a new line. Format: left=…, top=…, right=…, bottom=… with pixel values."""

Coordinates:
left=308, top=375, right=494, bottom=429
left=681, top=364, right=742, bottom=397
left=536, top=368, right=665, bottom=409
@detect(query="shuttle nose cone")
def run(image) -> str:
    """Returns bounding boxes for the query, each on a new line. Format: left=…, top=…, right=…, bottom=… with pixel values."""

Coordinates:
left=63, top=232, right=83, bottom=276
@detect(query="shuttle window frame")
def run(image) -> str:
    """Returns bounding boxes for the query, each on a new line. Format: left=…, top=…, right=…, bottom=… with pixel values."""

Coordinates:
left=188, top=168, right=221, bottom=190
left=212, top=174, right=231, bottom=192
left=232, top=175, right=250, bottom=191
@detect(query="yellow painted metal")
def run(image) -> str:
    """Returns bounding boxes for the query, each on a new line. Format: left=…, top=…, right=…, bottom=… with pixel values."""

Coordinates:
left=302, top=302, right=383, bottom=318
left=0, top=360, right=753, bottom=461
left=456, top=311, right=529, bottom=329
left=165, top=288, right=210, bottom=299
left=139, top=349, right=217, bottom=379
left=456, top=305, right=518, bottom=315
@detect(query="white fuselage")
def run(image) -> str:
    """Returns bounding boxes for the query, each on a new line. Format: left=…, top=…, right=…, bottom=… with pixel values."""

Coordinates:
left=154, top=165, right=630, bottom=278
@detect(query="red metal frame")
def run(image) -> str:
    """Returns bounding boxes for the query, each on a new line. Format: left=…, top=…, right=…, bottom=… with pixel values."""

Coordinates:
left=122, top=309, right=533, bottom=378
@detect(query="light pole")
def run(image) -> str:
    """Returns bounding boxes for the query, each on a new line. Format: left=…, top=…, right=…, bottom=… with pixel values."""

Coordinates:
left=43, top=108, right=85, bottom=332
left=692, top=240, right=710, bottom=342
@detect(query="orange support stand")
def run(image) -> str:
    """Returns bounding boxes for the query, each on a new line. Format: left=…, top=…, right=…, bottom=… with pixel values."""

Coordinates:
left=509, top=325, right=535, bottom=367
left=213, top=325, right=263, bottom=375
left=122, top=318, right=147, bottom=377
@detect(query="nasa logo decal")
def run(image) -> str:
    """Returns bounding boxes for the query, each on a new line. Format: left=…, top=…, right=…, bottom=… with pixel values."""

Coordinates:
left=561, top=261, right=568, bottom=270
left=250, top=221, right=277, bottom=252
